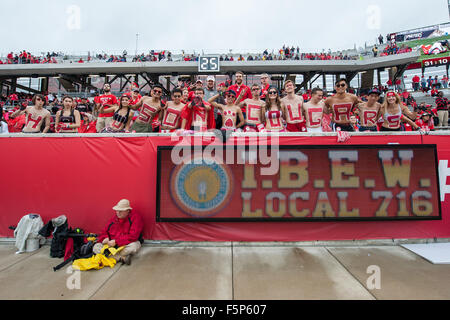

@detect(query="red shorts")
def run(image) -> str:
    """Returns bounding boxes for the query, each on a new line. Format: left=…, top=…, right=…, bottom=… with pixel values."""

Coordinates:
left=286, top=122, right=307, bottom=132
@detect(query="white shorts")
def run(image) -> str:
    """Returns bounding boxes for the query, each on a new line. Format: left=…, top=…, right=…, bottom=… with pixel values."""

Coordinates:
left=307, top=126, right=323, bottom=133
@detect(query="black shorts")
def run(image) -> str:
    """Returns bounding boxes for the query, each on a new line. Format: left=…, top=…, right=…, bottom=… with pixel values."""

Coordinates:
left=380, top=126, right=402, bottom=132
left=333, top=123, right=354, bottom=132
left=359, top=126, right=378, bottom=132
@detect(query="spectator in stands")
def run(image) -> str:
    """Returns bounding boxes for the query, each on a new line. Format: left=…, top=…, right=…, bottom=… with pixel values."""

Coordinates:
left=303, top=88, right=326, bottom=133
left=260, top=73, right=271, bottom=100
left=94, top=199, right=144, bottom=266
left=181, top=88, right=189, bottom=104
left=394, top=78, right=402, bottom=92
left=8, top=93, right=19, bottom=106
left=95, top=83, right=119, bottom=132
left=412, top=75, right=421, bottom=92
left=125, top=83, right=142, bottom=106
left=208, top=89, right=245, bottom=134
left=236, top=84, right=265, bottom=132
left=262, top=86, right=286, bottom=132
left=427, top=76, right=433, bottom=91
left=431, top=86, right=439, bottom=97
left=204, top=76, right=217, bottom=101
left=76, top=97, right=92, bottom=114
left=349, top=114, right=360, bottom=131
left=372, top=46, right=378, bottom=57
left=442, top=75, right=449, bottom=89
left=186, top=80, right=204, bottom=102
left=129, top=85, right=165, bottom=133
left=78, top=112, right=97, bottom=133
left=203, top=76, right=219, bottom=126
left=324, top=78, right=362, bottom=132
left=10, top=94, right=51, bottom=133
left=282, top=80, right=306, bottom=132
left=98, top=95, right=133, bottom=133
left=213, top=83, right=229, bottom=129
left=0, top=107, right=8, bottom=134
left=386, top=79, right=394, bottom=91
left=380, top=91, right=418, bottom=131
left=71, top=98, right=78, bottom=110
left=355, top=88, right=382, bottom=132
left=230, top=71, right=252, bottom=102
left=180, top=87, right=215, bottom=131
left=159, top=89, right=185, bottom=132
left=416, top=113, right=435, bottom=131
left=421, top=76, right=428, bottom=93
left=434, top=76, right=441, bottom=89
left=436, top=91, right=449, bottom=127
left=55, top=96, right=81, bottom=133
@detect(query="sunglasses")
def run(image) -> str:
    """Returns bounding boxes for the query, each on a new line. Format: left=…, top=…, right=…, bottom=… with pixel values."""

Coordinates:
left=252, top=88, right=260, bottom=91
left=268, top=91, right=278, bottom=95
left=153, top=90, right=162, bottom=94
left=173, top=95, right=182, bottom=98
left=336, top=84, right=346, bottom=88
left=227, top=95, right=236, bottom=98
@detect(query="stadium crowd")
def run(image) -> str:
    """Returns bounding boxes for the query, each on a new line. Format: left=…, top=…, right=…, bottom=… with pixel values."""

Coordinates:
left=411, top=74, right=449, bottom=92
left=1, top=71, right=448, bottom=135
left=1, top=39, right=415, bottom=66
left=0, top=51, right=59, bottom=64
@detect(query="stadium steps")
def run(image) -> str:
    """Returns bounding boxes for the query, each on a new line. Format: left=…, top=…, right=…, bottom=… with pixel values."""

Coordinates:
left=411, top=89, right=449, bottom=105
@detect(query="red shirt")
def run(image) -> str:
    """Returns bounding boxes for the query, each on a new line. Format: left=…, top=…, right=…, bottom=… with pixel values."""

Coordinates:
left=412, top=76, right=420, bottom=83
left=416, top=119, right=434, bottom=131
left=78, top=120, right=97, bottom=133
left=229, top=84, right=252, bottom=101
left=95, top=94, right=118, bottom=118
left=7, top=114, right=26, bottom=132
left=97, top=211, right=144, bottom=247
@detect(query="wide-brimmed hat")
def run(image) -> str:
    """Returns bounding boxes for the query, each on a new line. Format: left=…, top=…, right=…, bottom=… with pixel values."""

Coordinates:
left=113, top=199, right=132, bottom=211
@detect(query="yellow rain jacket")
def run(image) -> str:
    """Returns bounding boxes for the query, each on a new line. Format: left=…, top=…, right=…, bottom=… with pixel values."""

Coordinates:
left=72, top=245, right=124, bottom=271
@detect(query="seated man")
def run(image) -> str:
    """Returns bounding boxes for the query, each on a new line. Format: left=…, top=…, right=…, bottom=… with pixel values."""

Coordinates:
left=93, top=199, right=144, bottom=265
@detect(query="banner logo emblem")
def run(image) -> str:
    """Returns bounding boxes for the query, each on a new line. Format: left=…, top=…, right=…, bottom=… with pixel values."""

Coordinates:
left=171, top=156, right=233, bottom=217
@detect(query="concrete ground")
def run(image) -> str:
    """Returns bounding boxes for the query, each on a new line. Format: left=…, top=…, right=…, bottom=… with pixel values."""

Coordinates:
left=0, top=241, right=449, bottom=300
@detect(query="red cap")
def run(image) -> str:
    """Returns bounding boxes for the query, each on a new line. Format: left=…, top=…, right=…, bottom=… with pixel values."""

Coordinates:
left=386, top=92, right=396, bottom=98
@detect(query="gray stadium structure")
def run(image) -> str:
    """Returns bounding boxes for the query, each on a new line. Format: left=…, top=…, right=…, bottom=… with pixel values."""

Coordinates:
left=0, top=51, right=420, bottom=95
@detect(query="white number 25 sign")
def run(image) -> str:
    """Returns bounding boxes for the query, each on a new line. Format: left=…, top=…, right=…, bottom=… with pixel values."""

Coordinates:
left=198, top=56, right=220, bottom=73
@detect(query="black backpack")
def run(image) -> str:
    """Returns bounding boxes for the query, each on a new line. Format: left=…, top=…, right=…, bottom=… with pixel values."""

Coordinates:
left=52, top=229, right=97, bottom=272
left=39, top=219, right=69, bottom=258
